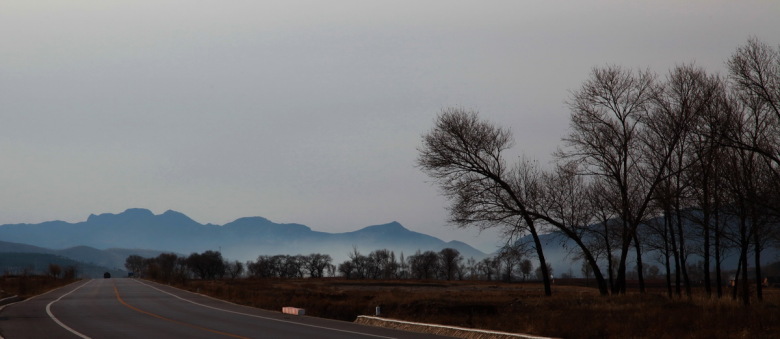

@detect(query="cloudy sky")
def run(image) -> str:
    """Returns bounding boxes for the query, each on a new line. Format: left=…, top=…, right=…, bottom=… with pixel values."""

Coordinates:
left=1, top=0, right=778, bottom=252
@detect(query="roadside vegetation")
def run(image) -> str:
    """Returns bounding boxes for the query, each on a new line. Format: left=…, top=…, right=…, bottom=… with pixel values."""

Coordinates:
left=125, top=247, right=546, bottom=284
left=127, top=249, right=780, bottom=338
left=1, top=264, right=78, bottom=299
left=139, top=277, right=778, bottom=338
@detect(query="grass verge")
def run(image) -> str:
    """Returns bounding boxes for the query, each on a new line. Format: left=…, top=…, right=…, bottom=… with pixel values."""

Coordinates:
left=163, top=278, right=780, bottom=339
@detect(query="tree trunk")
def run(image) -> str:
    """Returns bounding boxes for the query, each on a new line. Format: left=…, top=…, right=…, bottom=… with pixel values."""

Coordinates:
left=703, top=207, right=712, bottom=298
left=675, top=203, right=692, bottom=297
left=714, top=202, right=723, bottom=298
left=611, top=211, right=641, bottom=296
left=754, top=231, right=763, bottom=302
left=739, top=216, right=750, bottom=306
left=668, top=210, right=682, bottom=297
left=526, top=218, right=552, bottom=296
left=701, top=173, right=714, bottom=297
left=633, top=232, right=646, bottom=293
left=613, top=225, right=631, bottom=295
left=664, top=223, right=673, bottom=298
left=741, top=243, right=750, bottom=306
left=731, top=256, right=740, bottom=301
left=569, top=234, right=609, bottom=296
left=604, top=222, right=615, bottom=292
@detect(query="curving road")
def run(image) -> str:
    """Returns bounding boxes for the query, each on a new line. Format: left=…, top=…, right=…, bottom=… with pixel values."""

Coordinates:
left=0, top=279, right=450, bottom=339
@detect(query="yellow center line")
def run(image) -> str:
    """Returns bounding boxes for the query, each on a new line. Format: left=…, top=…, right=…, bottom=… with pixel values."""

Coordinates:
left=113, top=284, right=250, bottom=339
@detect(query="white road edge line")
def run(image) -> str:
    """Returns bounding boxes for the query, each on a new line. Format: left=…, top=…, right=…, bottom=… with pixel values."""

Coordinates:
left=357, top=316, right=555, bottom=339
left=46, top=280, right=93, bottom=339
left=0, top=280, right=86, bottom=339
left=131, top=279, right=397, bottom=339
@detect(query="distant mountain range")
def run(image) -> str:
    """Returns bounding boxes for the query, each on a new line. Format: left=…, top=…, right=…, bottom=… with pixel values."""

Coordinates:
left=0, top=208, right=486, bottom=266
left=2, top=208, right=770, bottom=280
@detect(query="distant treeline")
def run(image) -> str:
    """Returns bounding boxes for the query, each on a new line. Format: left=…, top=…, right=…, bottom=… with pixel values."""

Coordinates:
left=126, top=244, right=548, bottom=283
left=0, top=252, right=124, bottom=279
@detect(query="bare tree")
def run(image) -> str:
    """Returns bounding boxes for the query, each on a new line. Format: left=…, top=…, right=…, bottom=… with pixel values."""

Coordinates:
left=535, top=262, right=553, bottom=281
left=337, top=260, right=356, bottom=279
left=347, top=247, right=369, bottom=279
left=464, top=257, right=479, bottom=280
left=561, top=65, right=692, bottom=294
left=720, top=94, right=779, bottom=305
left=685, top=76, right=732, bottom=297
left=519, top=259, right=533, bottom=281
left=48, top=264, right=62, bottom=279
left=125, top=254, right=145, bottom=277
left=726, top=41, right=780, bottom=291
left=224, top=260, right=243, bottom=279
left=304, top=253, right=333, bottom=278
left=417, top=108, right=553, bottom=295
left=186, top=250, right=226, bottom=280
left=156, top=253, right=180, bottom=282
left=533, top=162, right=611, bottom=295
left=497, top=242, right=530, bottom=282
left=586, top=179, right=621, bottom=292
left=408, top=250, right=441, bottom=280
left=728, top=38, right=780, bottom=123
left=366, top=249, right=398, bottom=279
left=581, top=260, right=593, bottom=283
left=648, top=64, right=723, bottom=297
left=726, top=38, right=780, bottom=191
left=398, top=252, right=409, bottom=279
left=478, top=256, right=500, bottom=281
left=439, top=248, right=462, bottom=281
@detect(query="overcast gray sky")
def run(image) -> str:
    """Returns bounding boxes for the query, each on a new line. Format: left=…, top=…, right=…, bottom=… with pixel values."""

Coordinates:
left=1, top=0, right=778, bottom=252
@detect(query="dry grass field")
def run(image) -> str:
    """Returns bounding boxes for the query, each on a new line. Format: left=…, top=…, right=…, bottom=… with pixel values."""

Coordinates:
left=168, top=278, right=780, bottom=338
left=0, top=275, right=75, bottom=299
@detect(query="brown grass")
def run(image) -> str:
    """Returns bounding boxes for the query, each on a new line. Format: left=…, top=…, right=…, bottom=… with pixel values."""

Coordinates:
left=169, top=278, right=780, bottom=339
left=0, top=275, right=76, bottom=299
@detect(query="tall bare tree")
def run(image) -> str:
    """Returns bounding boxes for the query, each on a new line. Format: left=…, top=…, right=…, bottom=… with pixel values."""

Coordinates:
left=439, top=248, right=463, bottom=281
left=728, top=38, right=780, bottom=120
left=648, top=64, right=724, bottom=297
left=685, top=72, right=733, bottom=297
left=497, top=242, right=530, bottom=282
left=560, top=66, right=666, bottom=294
left=715, top=38, right=780, bottom=304
left=726, top=38, right=780, bottom=185
left=417, top=108, right=553, bottom=295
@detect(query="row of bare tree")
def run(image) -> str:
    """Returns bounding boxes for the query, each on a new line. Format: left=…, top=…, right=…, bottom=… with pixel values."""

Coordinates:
left=126, top=246, right=547, bottom=283
left=125, top=251, right=244, bottom=282
left=246, top=253, right=334, bottom=278
left=335, top=245, right=544, bottom=282
left=47, top=264, right=77, bottom=280
left=417, top=38, right=780, bottom=304
left=335, top=248, right=464, bottom=280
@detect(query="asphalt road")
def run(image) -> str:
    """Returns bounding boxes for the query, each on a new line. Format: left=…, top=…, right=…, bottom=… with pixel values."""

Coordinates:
left=0, top=279, right=451, bottom=339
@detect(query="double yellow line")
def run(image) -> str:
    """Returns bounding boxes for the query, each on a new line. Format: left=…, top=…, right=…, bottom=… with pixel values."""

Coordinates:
left=113, top=284, right=249, bottom=339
